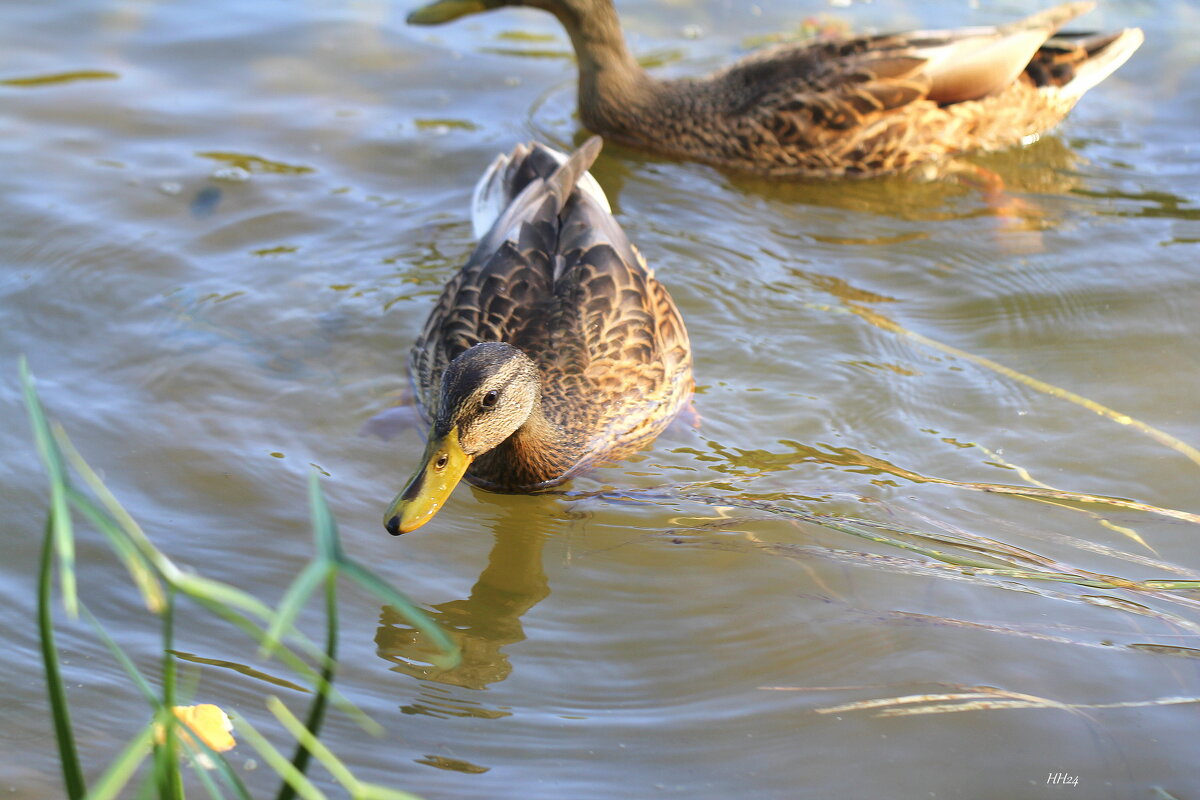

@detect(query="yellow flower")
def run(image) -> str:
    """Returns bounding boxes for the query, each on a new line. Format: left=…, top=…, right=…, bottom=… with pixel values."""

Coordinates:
left=162, top=704, right=236, bottom=755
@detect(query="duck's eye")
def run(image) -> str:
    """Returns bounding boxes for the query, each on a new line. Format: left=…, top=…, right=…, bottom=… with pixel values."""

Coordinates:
left=481, top=389, right=499, bottom=408
left=434, top=453, right=449, bottom=471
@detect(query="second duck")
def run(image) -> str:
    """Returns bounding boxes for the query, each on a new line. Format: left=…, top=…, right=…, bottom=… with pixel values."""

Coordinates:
left=407, top=0, right=1143, bottom=179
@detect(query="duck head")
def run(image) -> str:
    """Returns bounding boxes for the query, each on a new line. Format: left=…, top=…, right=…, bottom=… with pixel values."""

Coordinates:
left=385, top=342, right=541, bottom=534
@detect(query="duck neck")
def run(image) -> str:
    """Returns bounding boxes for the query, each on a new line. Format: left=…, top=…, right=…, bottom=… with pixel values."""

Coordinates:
left=548, top=2, right=658, bottom=136
left=471, top=391, right=582, bottom=489
left=510, top=394, right=563, bottom=460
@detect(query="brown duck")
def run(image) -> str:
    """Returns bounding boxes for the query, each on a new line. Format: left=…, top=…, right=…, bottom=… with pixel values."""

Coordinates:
left=407, top=0, right=1143, bottom=178
left=385, top=137, right=692, bottom=534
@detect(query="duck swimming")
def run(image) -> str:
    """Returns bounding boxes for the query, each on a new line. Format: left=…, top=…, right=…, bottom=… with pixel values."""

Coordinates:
left=385, top=137, right=692, bottom=534
left=406, top=0, right=1143, bottom=178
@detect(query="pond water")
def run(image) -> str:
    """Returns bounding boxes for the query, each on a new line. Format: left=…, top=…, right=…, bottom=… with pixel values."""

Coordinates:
left=3, top=0, right=1199, bottom=797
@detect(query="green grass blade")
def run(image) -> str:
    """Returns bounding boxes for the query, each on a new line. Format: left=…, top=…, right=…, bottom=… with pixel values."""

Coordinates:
left=55, top=432, right=193, bottom=587
left=307, top=474, right=343, bottom=561
left=335, top=560, right=459, bottom=669
left=38, top=519, right=86, bottom=800
left=84, top=600, right=258, bottom=798
left=153, top=711, right=184, bottom=800
left=233, top=713, right=328, bottom=800
left=189, top=596, right=379, bottom=735
left=268, top=696, right=358, bottom=796
left=81, top=605, right=158, bottom=705
left=262, top=560, right=329, bottom=658
left=174, top=573, right=278, bottom=622
left=55, top=421, right=158, bottom=550
left=22, top=358, right=77, bottom=617
left=275, top=574, right=338, bottom=800
left=157, top=741, right=181, bottom=800
left=162, top=593, right=177, bottom=709
left=1143, top=580, right=1200, bottom=590
left=62, top=480, right=333, bottom=668
left=57, top=429, right=168, bottom=611
left=189, top=598, right=322, bottom=677
left=84, top=724, right=155, bottom=800
left=354, top=786, right=428, bottom=800
left=65, top=488, right=164, bottom=613
left=160, top=594, right=183, bottom=800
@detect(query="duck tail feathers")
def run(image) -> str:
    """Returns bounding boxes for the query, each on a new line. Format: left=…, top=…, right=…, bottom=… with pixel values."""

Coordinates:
left=543, top=136, right=605, bottom=217
left=470, top=137, right=610, bottom=238
left=1059, top=27, right=1143, bottom=98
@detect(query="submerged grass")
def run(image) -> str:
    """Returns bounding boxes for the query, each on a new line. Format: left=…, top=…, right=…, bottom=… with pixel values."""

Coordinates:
left=22, top=358, right=458, bottom=799
left=577, top=467, right=1200, bottom=725
left=604, top=485, right=1200, bottom=596
left=790, top=683, right=1200, bottom=719
left=582, top=474, right=1200, bottom=647
left=844, top=302, right=1200, bottom=470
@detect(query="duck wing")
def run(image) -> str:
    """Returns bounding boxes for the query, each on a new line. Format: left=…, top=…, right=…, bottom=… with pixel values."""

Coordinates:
left=411, top=137, right=690, bottom=436
left=705, top=2, right=1131, bottom=173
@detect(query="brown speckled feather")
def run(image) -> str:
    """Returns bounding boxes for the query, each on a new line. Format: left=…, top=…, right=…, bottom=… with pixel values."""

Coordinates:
left=410, top=138, right=692, bottom=491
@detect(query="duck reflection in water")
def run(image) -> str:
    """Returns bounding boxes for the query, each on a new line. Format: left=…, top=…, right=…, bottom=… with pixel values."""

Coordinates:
left=375, top=499, right=555, bottom=690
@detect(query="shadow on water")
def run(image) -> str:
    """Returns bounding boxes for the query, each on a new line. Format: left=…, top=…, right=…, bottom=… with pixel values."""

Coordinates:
left=374, top=501, right=554, bottom=693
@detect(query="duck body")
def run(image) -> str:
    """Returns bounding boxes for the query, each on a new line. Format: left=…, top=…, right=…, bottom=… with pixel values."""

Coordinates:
left=408, top=0, right=1143, bottom=178
left=386, top=137, right=692, bottom=533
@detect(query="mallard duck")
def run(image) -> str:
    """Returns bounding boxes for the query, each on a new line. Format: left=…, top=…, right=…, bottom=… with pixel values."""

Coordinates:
left=384, top=137, right=692, bottom=534
left=406, top=1, right=1143, bottom=178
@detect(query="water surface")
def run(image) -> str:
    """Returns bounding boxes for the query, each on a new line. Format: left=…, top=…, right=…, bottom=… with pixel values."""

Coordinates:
left=3, top=0, right=1199, bottom=797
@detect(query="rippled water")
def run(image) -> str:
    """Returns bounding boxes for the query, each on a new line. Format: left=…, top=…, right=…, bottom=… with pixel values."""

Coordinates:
left=4, top=0, right=1200, bottom=797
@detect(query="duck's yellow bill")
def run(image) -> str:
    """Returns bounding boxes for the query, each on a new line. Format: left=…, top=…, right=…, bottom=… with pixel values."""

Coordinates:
left=407, top=0, right=491, bottom=25
left=385, top=427, right=473, bottom=535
